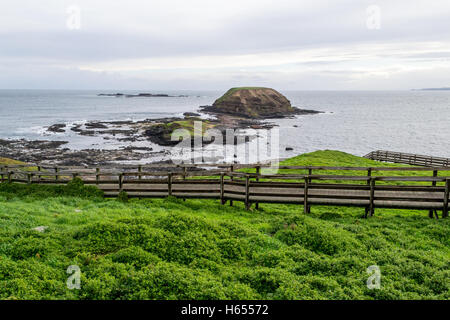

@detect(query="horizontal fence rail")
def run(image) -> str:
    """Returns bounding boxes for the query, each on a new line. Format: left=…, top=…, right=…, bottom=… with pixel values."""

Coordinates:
left=1, top=163, right=449, bottom=218
left=365, top=150, right=450, bottom=167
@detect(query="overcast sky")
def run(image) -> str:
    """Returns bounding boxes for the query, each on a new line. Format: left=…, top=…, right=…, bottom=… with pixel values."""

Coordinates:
left=1, top=0, right=450, bottom=90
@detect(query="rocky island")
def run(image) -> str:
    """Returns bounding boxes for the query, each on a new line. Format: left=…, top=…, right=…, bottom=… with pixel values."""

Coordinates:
left=200, top=87, right=320, bottom=118
left=98, top=93, right=188, bottom=97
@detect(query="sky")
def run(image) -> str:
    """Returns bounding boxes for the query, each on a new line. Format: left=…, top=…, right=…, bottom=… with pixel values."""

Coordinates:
left=1, top=0, right=450, bottom=90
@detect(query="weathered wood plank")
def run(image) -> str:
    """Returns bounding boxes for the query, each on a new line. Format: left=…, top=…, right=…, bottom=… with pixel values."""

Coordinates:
left=364, top=150, right=450, bottom=167
left=4, top=161, right=450, bottom=218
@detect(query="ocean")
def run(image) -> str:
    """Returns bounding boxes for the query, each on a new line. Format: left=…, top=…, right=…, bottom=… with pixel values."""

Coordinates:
left=0, top=89, right=449, bottom=161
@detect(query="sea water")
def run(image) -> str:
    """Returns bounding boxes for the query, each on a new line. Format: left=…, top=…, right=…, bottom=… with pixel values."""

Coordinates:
left=0, top=89, right=449, bottom=160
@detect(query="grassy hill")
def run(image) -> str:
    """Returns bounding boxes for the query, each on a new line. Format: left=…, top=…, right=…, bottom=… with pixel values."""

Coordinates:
left=0, top=151, right=448, bottom=300
left=0, top=157, right=38, bottom=172
left=213, top=87, right=271, bottom=104
left=0, top=157, right=27, bottom=166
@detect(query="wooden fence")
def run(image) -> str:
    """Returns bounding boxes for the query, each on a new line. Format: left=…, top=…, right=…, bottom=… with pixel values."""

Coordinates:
left=365, top=150, right=450, bottom=167
left=1, top=163, right=449, bottom=218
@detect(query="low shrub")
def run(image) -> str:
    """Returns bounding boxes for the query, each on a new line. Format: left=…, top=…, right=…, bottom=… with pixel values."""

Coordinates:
left=117, top=191, right=129, bottom=203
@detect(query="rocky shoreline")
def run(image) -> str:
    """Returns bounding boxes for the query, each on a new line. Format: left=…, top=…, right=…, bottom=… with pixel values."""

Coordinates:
left=0, top=114, right=277, bottom=165
left=0, top=138, right=169, bottom=166
left=1, top=88, right=323, bottom=166
left=47, top=103, right=282, bottom=144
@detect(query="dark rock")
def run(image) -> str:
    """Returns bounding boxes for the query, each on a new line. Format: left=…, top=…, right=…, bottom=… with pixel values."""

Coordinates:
left=85, top=122, right=108, bottom=129
left=78, top=130, right=96, bottom=136
left=122, top=146, right=153, bottom=151
left=98, top=129, right=136, bottom=136
left=183, top=112, right=201, bottom=117
left=47, top=124, right=66, bottom=133
left=126, top=93, right=170, bottom=98
left=106, top=120, right=135, bottom=125
left=98, top=93, right=124, bottom=97
left=98, top=93, right=188, bottom=98
left=144, top=124, right=185, bottom=147
left=0, top=138, right=164, bottom=166
left=70, top=124, right=83, bottom=132
left=117, top=137, right=139, bottom=142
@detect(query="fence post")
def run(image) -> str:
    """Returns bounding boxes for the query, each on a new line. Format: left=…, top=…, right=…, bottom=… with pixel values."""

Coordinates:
left=220, top=173, right=225, bottom=205
left=443, top=179, right=449, bottom=218
left=168, top=173, right=172, bottom=197
left=229, top=165, right=234, bottom=207
left=429, top=170, right=438, bottom=218
left=304, top=176, right=309, bottom=214
left=138, top=165, right=142, bottom=181
left=0, top=166, right=4, bottom=182
left=96, top=168, right=100, bottom=185
left=37, top=166, right=41, bottom=183
left=307, top=175, right=312, bottom=213
left=368, top=178, right=376, bottom=217
left=245, top=175, right=250, bottom=210
left=364, top=169, right=372, bottom=217
left=8, top=171, right=12, bottom=183
left=27, top=173, right=32, bottom=184
left=55, top=167, right=59, bottom=181
left=255, top=166, right=260, bottom=210
left=181, top=167, right=187, bottom=201
left=118, top=173, right=123, bottom=192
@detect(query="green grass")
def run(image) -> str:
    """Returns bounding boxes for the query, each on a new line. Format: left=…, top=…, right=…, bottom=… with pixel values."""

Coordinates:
left=0, top=157, right=27, bottom=166
left=0, top=157, right=38, bottom=172
left=166, top=119, right=216, bottom=136
left=0, top=151, right=448, bottom=300
left=238, top=150, right=450, bottom=186
left=152, top=119, right=217, bottom=141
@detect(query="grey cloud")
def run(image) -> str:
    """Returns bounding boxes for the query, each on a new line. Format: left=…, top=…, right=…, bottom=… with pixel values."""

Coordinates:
left=1, top=0, right=450, bottom=89
left=1, top=1, right=450, bottom=63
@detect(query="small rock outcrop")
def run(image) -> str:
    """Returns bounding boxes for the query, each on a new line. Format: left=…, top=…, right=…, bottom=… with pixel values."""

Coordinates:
left=32, top=226, right=48, bottom=233
left=98, top=93, right=188, bottom=98
left=47, top=124, right=66, bottom=133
